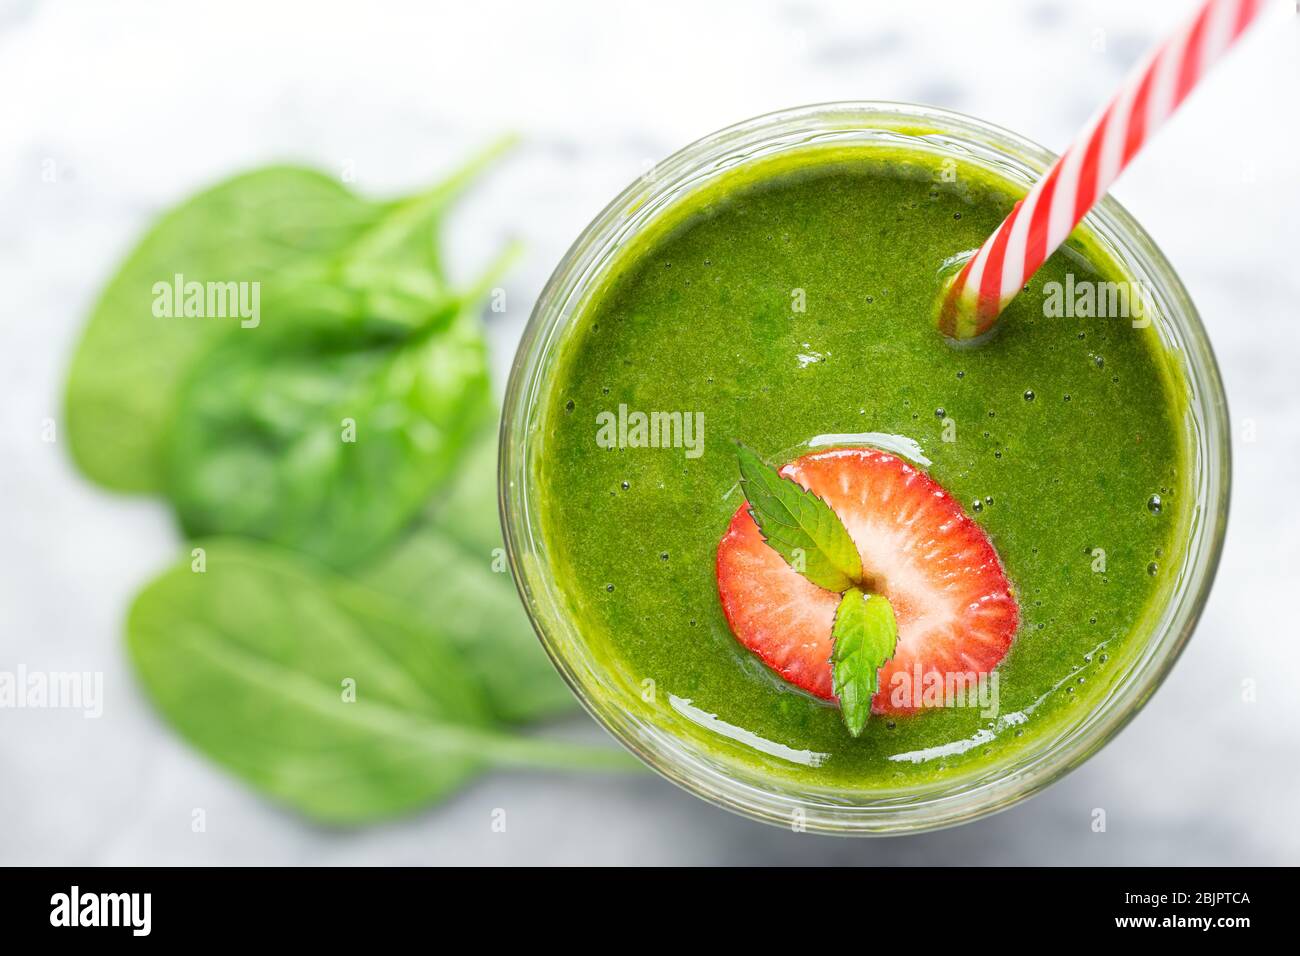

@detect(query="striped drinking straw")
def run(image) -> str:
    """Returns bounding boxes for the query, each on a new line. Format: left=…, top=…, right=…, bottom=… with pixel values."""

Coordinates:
left=938, top=0, right=1268, bottom=340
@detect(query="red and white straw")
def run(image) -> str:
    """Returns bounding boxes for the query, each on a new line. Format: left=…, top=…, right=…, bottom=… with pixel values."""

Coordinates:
left=939, top=0, right=1266, bottom=339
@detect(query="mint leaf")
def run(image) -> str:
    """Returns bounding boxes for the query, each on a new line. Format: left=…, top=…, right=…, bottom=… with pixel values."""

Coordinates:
left=830, top=589, right=898, bottom=736
left=736, top=443, right=862, bottom=592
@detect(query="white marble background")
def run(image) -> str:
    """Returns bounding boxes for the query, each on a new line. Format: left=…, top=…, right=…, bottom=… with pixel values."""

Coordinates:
left=1, top=0, right=1296, bottom=865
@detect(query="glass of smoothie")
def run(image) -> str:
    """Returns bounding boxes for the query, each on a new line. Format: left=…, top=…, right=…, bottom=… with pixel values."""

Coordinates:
left=501, top=102, right=1230, bottom=834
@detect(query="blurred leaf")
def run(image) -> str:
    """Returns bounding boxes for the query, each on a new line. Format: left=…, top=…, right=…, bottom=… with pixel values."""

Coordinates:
left=424, top=414, right=506, bottom=555
left=160, top=144, right=518, bottom=569
left=64, top=167, right=389, bottom=493
left=360, top=428, right=577, bottom=723
left=165, top=297, right=492, bottom=570
left=65, top=140, right=511, bottom=494
left=127, top=538, right=634, bottom=824
left=333, top=136, right=515, bottom=329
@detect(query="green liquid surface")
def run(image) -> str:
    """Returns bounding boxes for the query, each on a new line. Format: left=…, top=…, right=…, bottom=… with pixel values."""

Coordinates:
left=536, top=146, right=1189, bottom=792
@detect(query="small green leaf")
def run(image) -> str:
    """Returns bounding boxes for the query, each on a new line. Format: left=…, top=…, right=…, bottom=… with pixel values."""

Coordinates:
left=830, top=589, right=898, bottom=737
left=736, top=443, right=862, bottom=592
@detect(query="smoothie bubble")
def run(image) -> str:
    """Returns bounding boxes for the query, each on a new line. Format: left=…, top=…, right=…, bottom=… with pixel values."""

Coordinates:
left=1147, top=494, right=1162, bottom=515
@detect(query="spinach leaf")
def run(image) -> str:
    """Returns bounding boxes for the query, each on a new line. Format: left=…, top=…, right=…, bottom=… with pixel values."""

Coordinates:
left=359, top=427, right=578, bottom=723
left=160, top=142, right=520, bottom=569
left=238, top=140, right=517, bottom=350
left=420, top=413, right=510, bottom=556
left=64, top=167, right=389, bottom=493
left=127, top=538, right=635, bottom=824
left=65, top=140, right=510, bottom=493
left=164, top=294, right=492, bottom=569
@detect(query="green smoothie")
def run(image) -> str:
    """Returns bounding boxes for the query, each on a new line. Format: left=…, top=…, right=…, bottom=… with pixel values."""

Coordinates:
left=534, top=144, right=1189, bottom=792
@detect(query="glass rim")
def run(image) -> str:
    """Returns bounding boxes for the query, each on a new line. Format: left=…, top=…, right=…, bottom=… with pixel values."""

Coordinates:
left=500, top=101, right=1232, bottom=835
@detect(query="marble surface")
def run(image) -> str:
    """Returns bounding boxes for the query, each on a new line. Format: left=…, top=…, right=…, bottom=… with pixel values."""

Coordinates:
left=1, top=0, right=1297, bottom=865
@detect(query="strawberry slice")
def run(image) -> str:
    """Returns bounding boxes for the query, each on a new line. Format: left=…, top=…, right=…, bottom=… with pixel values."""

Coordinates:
left=716, top=448, right=1017, bottom=715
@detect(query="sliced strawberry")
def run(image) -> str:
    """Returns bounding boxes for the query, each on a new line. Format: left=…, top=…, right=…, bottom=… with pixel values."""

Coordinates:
left=716, top=448, right=1017, bottom=715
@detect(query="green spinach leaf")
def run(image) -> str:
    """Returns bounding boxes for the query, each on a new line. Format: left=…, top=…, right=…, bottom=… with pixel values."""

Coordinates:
left=65, top=167, right=389, bottom=493
left=359, top=427, right=577, bottom=723
left=164, top=294, right=492, bottom=569
left=127, top=538, right=634, bottom=824
left=415, top=413, right=505, bottom=556
left=65, top=141, right=510, bottom=493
